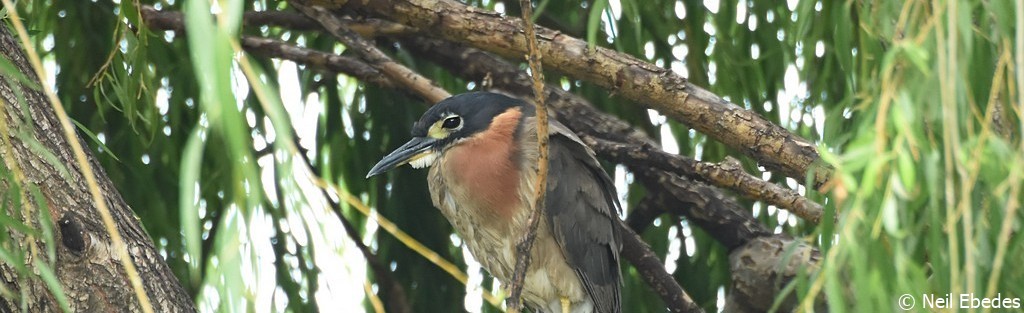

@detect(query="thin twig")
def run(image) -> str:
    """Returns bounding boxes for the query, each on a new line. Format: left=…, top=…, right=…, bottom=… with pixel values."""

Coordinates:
left=0, top=2, right=155, bottom=312
left=507, top=0, right=548, bottom=311
left=362, top=280, right=386, bottom=313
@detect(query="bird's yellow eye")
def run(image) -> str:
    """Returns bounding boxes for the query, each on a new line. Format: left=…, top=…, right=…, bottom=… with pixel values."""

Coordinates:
left=441, top=116, right=462, bottom=129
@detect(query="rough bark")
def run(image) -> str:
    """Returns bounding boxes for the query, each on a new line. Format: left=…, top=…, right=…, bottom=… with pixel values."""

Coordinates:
left=340, top=0, right=832, bottom=188
left=583, top=136, right=825, bottom=225
left=725, top=236, right=827, bottom=313
left=0, top=26, right=195, bottom=312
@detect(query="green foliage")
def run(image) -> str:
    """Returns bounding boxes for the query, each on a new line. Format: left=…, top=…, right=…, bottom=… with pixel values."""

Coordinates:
left=4, top=0, right=1022, bottom=312
left=808, top=1, right=1024, bottom=311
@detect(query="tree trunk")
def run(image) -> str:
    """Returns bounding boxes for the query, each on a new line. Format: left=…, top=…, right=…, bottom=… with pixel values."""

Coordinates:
left=0, top=25, right=195, bottom=312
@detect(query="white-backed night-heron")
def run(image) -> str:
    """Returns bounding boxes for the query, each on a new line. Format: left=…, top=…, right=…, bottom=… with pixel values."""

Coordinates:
left=367, top=92, right=622, bottom=313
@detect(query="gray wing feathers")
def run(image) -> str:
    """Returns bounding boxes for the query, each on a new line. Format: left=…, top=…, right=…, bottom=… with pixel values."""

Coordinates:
left=545, top=123, right=622, bottom=313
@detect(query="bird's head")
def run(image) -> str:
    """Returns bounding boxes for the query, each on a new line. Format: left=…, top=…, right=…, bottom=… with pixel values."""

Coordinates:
left=366, top=92, right=528, bottom=178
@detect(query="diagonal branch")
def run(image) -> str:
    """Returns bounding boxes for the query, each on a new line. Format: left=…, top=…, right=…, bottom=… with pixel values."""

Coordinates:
left=289, top=2, right=450, bottom=103
left=582, top=136, right=827, bottom=225
left=239, top=36, right=395, bottom=88
left=341, top=0, right=832, bottom=188
left=619, top=220, right=703, bottom=313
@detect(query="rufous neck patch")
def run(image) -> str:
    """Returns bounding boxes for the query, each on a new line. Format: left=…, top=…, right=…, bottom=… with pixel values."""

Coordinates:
left=445, top=107, right=523, bottom=220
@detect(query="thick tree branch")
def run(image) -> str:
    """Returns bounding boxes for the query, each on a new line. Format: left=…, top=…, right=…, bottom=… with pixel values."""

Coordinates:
left=583, top=136, right=826, bottom=225
left=340, top=0, right=832, bottom=188
left=726, top=236, right=826, bottom=312
left=155, top=6, right=824, bottom=202
left=636, top=168, right=770, bottom=250
left=143, top=9, right=796, bottom=238
left=143, top=8, right=791, bottom=247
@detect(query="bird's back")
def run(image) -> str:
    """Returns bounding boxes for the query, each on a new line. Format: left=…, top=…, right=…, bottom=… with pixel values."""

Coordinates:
left=529, top=119, right=622, bottom=313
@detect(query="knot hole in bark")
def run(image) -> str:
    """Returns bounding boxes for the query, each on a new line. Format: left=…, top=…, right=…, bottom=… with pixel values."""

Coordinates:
left=59, top=214, right=87, bottom=255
